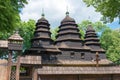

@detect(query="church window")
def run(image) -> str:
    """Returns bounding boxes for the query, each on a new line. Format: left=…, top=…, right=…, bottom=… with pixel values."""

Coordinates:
left=70, top=52, right=75, bottom=58
left=81, top=53, right=85, bottom=59
left=50, top=55, right=57, bottom=60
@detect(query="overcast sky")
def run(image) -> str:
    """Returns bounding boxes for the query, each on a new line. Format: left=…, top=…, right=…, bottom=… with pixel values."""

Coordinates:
left=20, top=0, right=119, bottom=29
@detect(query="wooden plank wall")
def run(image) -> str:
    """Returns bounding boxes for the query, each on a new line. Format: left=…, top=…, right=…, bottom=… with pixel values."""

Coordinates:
left=38, top=74, right=120, bottom=80
left=0, top=59, right=8, bottom=80
left=39, top=75, right=78, bottom=80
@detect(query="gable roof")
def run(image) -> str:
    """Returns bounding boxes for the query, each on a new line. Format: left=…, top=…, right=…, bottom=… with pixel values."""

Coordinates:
left=0, top=40, right=8, bottom=49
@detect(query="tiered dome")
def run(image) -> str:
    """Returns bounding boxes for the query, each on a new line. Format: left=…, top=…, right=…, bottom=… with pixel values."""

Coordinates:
left=37, top=14, right=49, bottom=24
left=61, top=12, right=75, bottom=24
left=25, top=14, right=61, bottom=56
left=31, top=14, right=51, bottom=46
left=8, top=31, right=23, bottom=41
left=55, top=12, right=90, bottom=51
left=84, top=25, right=105, bottom=53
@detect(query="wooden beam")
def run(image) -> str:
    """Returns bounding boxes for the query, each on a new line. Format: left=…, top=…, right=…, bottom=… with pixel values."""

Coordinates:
left=16, top=56, right=20, bottom=80
left=111, top=74, right=113, bottom=80
left=96, top=52, right=99, bottom=67
left=33, top=67, right=38, bottom=80
left=7, top=51, right=12, bottom=80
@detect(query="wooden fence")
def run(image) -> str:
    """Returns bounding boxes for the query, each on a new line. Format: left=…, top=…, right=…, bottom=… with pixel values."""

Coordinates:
left=0, top=59, right=8, bottom=80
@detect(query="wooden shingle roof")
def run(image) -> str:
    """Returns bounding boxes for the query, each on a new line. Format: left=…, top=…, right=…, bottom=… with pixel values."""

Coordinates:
left=38, top=17, right=48, bottom=24
left=58, top=43, right=90, bottom=51
left=86, top=25, right=95, bottom=32
left=61, top=14, right=75, bottom=24
left=20, top=55, right=41, bottom=65
left=8, top=32, right=23, bottom=41
left=0, top=40, right=8, bottom=49
left=38, top=66, right=120, bottom=74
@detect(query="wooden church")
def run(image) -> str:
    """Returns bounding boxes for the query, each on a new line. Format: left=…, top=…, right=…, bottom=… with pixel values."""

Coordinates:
left=0, top=12, right=120, bottom=80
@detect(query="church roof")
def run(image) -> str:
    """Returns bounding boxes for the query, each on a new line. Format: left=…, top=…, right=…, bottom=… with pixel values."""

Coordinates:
left=0, top=40, right=8, bottom=49
left=86, top=25, right=95, bottom=32
left=24, top=14, right=61, bottom=55
left=42, top=59, right=112, bottom=65
left=90, top=48, right=105, bottom=53
left=56, top=12, right=90, bottom=51
left=84, top=25, right=105, bottom=53
left=38, top=66, right=120, bottom=74
left=27, top=45, right=61, bottom=54
left=61, top=12, right=75, bottom=24
left=37, top=13, right=49, bottom=25
left=20, top=55, right=41, bottom=65
left=8, top=31, right=23, bottom=41
left=38, top=17, right=48, bottom=23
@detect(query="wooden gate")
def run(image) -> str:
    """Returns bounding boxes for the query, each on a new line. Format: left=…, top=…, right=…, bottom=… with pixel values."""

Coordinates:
left=10, top=69, right=16, bottom=80
left=38, top=74, right=115, bottom=80
left=39, top=75, right=78, bottom=80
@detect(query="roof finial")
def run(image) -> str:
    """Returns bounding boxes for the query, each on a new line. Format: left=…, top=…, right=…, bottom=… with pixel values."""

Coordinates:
left=66, top=6, right=69, bottom=16
left=95, top=52, right=99, bottom=67
left=87, top=16, right=92, bottom=26
left=88, top=16, right=91, bottom=21
left=15, top=30, right=19, bottom=34
left=14, top=28, right=19, bottom=34
left=41, top=8, right=45, bottom=17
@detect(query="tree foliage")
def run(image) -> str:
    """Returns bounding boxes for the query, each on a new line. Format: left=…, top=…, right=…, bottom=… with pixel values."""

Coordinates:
left=0, top=19, right=35, bottom=59
left=100, top=28, right=113, bottom=50
left=100, top=28, right=120, bottom=64
left=78, top=20, right=120, bottom=64
left=10, top=0, right=27, bottom=11
left=50, top=27, right=59, bottom=41
left=83, top=0, right=120, bottom=23
left=18, top=19, right=35, bottom=50
left=0, top=0, right=27, bottom=32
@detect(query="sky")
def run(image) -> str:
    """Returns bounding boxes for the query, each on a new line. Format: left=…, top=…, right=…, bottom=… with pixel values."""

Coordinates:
left=20, top=0, right=120, bottom=29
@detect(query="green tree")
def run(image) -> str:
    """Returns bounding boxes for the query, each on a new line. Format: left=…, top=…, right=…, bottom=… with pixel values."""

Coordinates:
left=0, top=19, right=35, bottom=59
left=100, top=28, right=113, bottom=50
left=83, top=0, right=120, bottom=23
left=18, top=19, right=35, bottom=50
left=0, top=0, right=27, bottom=32
left=50, top=27, right=59, bottom=41
left=10, top=0, right=27, bottom=12
left=100, top=28, right=120, bottom=64
left=0, top=31, right=13, bottom=40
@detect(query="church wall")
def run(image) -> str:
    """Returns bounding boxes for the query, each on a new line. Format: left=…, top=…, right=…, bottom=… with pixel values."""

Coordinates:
left=90, top=53, right=106, bottom=60
left=99, top=54, right=106, bottom=59
left=32, top=40, right=51, bottom=47
left=39, top=75, right=78, bottom=80
left=38, top=74, right=120, bottom=80
left=57, top=51, right=91, bottom=60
